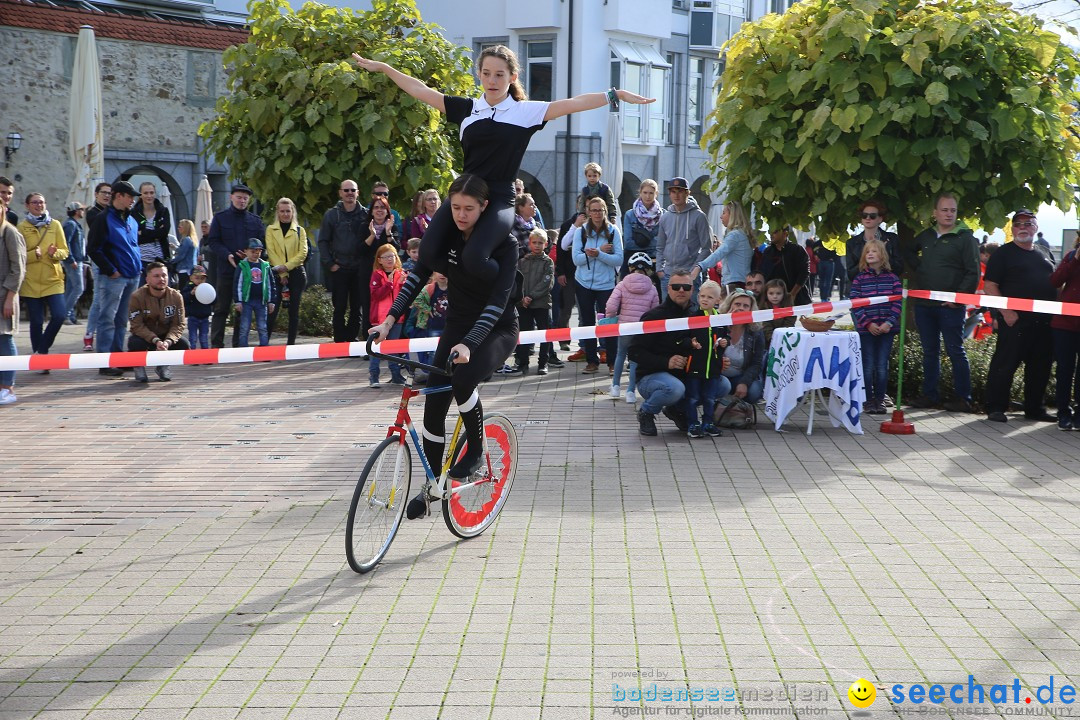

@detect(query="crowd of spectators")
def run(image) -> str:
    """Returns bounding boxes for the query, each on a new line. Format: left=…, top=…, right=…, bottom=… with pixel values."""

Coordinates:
left=1, top=170, right=1077, bottom=435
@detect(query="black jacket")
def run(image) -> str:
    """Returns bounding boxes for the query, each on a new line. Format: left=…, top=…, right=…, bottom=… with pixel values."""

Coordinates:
left=555, top=215, right=577, bottom=279
left=207, top=205, right=265, bottom=268
left=628, top=296, right=695, bottom=380
left=318, top=201, right=372, bottom=270
left=763, top=241, right=811, bottom=305
left=847, top=229, right=904, bottom=281
left=131, top=198, right=172, bottom=262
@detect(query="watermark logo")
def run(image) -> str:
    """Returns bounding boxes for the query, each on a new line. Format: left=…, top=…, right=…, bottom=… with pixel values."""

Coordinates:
left=848, top=678, right=876, bottom=709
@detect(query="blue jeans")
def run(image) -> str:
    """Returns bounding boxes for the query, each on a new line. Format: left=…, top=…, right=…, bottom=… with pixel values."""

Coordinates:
left=188, top=317, right=210, bottom=349
left=914, top=303, right=971, bottom=402
left=684, top=375, right=729, bottom=426
left=95, top=274, right=139, bottom=353
left=0, top=333, right=16, bottom=387
left=25, top=293, right=67, bottom=354
left=720, top=376, right=763, bottom=404
left=859, top=331, right=895, bottom=403
left=1054, top=328, right=1080, bottom=423
left=636, top=371, right=686, bottom=415
left=574, top=285, right=614, bottom=365
left=612, top=335, right=638, bottom=392
left=370, top=322, right=405, bottom=383
left=817, top=259, right=836, bottom=301
left=238, top=300, right=269, bottom=347
left=63, top=262, right=84, bottom=321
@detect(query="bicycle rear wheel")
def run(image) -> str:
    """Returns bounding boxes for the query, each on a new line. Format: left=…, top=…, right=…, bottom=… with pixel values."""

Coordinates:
left=443, top=413, right=517, bottom=539
left=346, top=437, right=412, bottom=573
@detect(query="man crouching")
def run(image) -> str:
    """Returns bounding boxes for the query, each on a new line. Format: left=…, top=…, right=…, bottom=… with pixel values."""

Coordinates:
left=128, top=261, right=188, bottom=382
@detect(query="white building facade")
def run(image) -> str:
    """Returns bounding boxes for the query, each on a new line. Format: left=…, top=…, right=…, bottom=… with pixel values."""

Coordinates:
left=410, top=0, right=794, bottom=225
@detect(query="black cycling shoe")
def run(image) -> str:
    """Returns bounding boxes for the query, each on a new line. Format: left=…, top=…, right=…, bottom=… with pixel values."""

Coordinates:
left=406, top=492, right=429, bottom=520
left=447, top=451, right=485, bottom=480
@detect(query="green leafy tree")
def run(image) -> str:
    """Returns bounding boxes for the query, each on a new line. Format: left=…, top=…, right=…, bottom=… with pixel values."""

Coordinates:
left=200, top=0, right=475, bottom=224
left=702, top=0, right=1080, bottom=241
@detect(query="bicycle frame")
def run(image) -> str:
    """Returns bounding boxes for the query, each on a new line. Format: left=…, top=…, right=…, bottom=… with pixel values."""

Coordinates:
left=367, top=336, right=493, bottom=502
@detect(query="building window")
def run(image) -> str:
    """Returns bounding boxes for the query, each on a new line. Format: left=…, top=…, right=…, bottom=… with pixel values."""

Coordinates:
left=690, top=0, right=747, bottom=49
left=688, top=56, right=704, bottom=146
left=610, top=41, right=672, bottom=144
left=525, top=40, right=553, bottom=102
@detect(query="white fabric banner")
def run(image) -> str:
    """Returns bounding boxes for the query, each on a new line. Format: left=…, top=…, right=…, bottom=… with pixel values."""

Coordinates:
left=763, top=329, right=865, bottom=434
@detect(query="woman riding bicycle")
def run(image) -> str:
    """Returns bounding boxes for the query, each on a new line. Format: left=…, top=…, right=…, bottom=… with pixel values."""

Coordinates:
left=369, top=174, right=518, bottom=520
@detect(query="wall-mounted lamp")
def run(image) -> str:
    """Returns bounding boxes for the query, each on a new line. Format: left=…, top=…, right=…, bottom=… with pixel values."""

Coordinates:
left=4, top=132, right=21, bottom=167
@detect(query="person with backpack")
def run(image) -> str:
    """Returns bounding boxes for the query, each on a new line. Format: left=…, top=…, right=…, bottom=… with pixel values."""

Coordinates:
left=621, top=179, right=663, bottom=277
left=564, top=196, right=624, bottom=373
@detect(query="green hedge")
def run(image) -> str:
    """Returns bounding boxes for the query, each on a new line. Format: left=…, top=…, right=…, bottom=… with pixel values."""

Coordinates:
left=888, top=332, right=1052, bottom=407
left=272, top=284, right=333, bottom=338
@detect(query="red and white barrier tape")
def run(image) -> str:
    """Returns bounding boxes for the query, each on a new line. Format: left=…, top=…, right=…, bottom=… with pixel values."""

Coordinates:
left=905, top=289, right=1080, bottom=317
left=0, top=295, right=901, bottom=372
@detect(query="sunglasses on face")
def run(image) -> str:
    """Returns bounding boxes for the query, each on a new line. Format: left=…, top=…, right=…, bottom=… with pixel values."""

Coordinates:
left=862, top=212, right=879, bottom=220
left=669, top=283, right=693, bottom=291
left=1014, top=220, right=1036, bottom=227
left=372, top=191, right=389, bottom=197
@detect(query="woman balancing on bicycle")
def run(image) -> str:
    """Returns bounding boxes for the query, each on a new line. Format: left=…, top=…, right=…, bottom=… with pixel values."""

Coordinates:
left=351, top=45, right=653, bottom=282
left=369, top=175, right=516, bottom=519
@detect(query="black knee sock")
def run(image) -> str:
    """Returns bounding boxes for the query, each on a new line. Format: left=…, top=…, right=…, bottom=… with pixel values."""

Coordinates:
left=423, top=436, right=445, bottom=475
left=448, top=393, right=484, bottom=478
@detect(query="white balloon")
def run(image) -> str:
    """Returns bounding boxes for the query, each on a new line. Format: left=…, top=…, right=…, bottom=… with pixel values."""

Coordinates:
left=194, top=283, right=216, bottom=304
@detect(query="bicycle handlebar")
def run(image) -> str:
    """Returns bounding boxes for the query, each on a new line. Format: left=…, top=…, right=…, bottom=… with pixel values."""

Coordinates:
left=365, top=334, right=457, bottom=377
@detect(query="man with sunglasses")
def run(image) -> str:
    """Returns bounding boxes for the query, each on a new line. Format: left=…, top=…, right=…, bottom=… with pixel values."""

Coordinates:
left=982, top=208, right=1057, bottom=423
left=846, top=200, right=903, bottom=283
left=319, top=179, right=372, bottom=344
left=628, top=270, right=696, bottom=436
left=909, top=192, right=979, bottom=412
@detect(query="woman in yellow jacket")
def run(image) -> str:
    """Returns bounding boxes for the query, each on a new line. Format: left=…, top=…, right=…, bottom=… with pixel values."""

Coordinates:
left=265, top=197, right=309, bottom=345
left=18, top=193, right=69, bottom=359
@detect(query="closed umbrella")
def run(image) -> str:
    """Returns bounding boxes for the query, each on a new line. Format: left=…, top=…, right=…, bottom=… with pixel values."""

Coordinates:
left=604, top=110, right=624, bottom=203
left=195, top=176, right=213, bottom=234
left=67, top=26, right=105, bottom=209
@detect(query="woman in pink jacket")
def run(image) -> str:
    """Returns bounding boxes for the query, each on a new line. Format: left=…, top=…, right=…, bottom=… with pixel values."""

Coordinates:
left=369, top=243, right=407, bottom=387
left=605, top=252, right=660, bottom=402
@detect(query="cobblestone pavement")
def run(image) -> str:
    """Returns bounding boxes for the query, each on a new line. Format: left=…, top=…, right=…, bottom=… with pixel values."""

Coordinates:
left=2, top=325, right=1079, bottom=719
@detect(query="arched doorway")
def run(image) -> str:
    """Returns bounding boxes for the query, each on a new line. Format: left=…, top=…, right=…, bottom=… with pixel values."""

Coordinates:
left=517, top=170, right=554, bottom=229
left=120, top=165, right=187, bottom=234
left=618, top=171, right=642, bottom=224
left=690, top=175, right=713, bottom=217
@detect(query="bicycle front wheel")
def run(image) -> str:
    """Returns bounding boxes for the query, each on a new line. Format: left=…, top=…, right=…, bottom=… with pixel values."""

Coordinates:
left=443, top=413, right=518, bottom=539
left=346, top=437, right=412, bottom=573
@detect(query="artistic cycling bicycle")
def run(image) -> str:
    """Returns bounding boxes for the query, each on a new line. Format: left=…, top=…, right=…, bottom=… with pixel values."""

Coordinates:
left=345, top=337, right=518, bottom=574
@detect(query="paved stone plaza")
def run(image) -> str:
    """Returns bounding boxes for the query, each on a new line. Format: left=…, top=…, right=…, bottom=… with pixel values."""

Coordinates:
left=2, top=325, right=1079, bottom=719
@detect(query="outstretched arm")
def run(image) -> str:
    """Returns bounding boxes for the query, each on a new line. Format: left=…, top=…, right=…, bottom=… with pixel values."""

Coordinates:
left=543, top=89, right=654, bottom=122
left=352, top=55, right=446, bottom=113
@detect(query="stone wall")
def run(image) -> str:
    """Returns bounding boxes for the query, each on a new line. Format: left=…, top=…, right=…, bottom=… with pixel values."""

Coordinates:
left=0, top=26, right=226, bottom=224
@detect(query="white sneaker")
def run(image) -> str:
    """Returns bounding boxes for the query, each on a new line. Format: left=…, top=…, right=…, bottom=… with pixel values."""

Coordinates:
left=625, top=390, right=636, bottom=404
left=0, top=388, right=16, bottom=405
left=609, top=384, right=622, bottom=398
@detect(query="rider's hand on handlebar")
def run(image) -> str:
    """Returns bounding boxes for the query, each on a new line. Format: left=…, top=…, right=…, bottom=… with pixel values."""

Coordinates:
left=368, top=320, right=393, bottom=344
left=449, top=344, right=470, bottom=364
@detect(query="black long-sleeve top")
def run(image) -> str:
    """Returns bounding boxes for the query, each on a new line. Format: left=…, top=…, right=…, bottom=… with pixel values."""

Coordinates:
left=388, top=230, right=518, bottom=350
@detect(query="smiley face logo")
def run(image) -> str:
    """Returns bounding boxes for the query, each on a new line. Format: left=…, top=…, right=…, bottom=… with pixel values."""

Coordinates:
left=848, top=678, right=876, bottom=708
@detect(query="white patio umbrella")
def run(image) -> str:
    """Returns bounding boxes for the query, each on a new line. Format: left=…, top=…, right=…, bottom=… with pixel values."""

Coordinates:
left=158, top=182, right=178, bottom=254
left=194, top=175, right=213, bottom=234
left=67, top=25, right=105, bottom=209
left=604, top=110, right=624, bottom=203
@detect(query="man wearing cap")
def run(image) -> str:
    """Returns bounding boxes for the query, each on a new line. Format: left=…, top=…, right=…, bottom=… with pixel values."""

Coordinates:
left=61, top=201, right=87, bottom=325
left=655, top=177, right=712, bottom=298
left=206, top=183, right=264, bottom=348
left=982, top=209, right=1058, bottom=423
left=86, top=180, right=142, bottom=372
left=127, top=261, right=188, bottom=383
left=908, top=192, right=980, bottom=412
left=319, top=179, right=371, bottom=344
